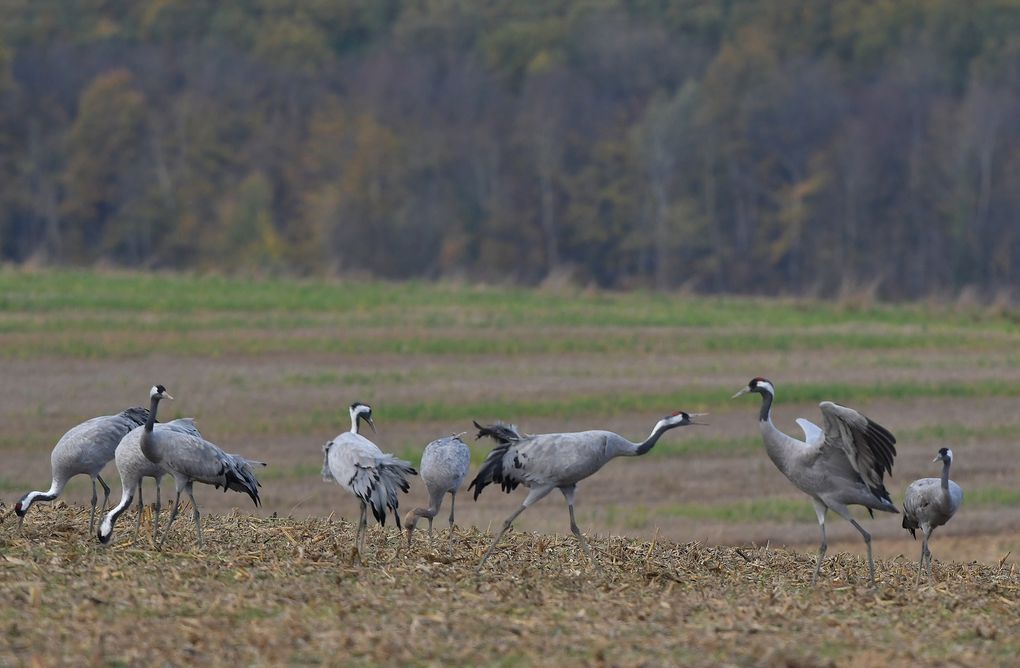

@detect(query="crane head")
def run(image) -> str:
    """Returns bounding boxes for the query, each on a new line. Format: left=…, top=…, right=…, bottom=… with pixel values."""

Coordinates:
left=732, top=377, right=774, bottom=399
left=349, top=402, right=376, bottom=433
left=933, top=447, right=953, bottom=464
left=660, top=410, right=707, bottom=429
left=149, top=384, right=174, bottom=402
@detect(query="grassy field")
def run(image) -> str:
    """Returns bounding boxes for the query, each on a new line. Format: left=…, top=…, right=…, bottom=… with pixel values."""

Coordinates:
left=1, top=269, right=1019, bottom=664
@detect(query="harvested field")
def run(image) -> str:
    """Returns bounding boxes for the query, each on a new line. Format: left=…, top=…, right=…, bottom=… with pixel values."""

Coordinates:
left=1, top=270, right=1019, bottom=663
left=1, top=505, right=1018, bottom=667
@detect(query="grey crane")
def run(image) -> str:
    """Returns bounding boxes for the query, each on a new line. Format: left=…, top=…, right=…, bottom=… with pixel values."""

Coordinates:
left=14, top=406, right=149, bottom=533
left=902, top=447, right=963, bottom=585
left=469, top=411, right=700, bottom=571
left=97, top=418, right=202, bottom=545
left=403, top=434, right=471, bottom=548
left=322, top=402, right=417, bottom=556
left=139, top=385, right=265, bottom=548
left=734, top=377, right=899, bottom=585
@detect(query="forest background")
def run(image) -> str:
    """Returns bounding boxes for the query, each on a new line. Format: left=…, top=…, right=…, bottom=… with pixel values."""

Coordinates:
left=1, top=0, right=1018, bottom=297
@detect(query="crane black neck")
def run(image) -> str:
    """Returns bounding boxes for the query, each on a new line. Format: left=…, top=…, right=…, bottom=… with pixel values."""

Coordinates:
left=940, top=458, right=951, bottom=491
left=145, top=395, right=161, bottom=432
left=634, top=420, right=675, bottom=456
left=757, top=388, right=774, bottom=423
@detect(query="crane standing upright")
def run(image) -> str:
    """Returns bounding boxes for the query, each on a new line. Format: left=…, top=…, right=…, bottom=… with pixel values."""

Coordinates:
left=322, top=402, right=417, bottom=557
left=734, top=377, right=899, bottom=585
left=902, top=447, right=963, bottom=585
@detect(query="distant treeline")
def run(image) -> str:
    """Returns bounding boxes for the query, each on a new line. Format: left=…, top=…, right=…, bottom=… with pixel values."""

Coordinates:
left=0, top=1, right=1018, bottom=297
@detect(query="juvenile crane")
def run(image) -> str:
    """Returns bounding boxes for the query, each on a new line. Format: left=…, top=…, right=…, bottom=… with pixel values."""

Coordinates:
left=734, top=377, right=898, bottom=585
left=403, top=434, right=471, bottom=548
left=469, top=411, right=701, bottom=571
left=902, top=447, right=963, bottom=584
left=322, top=402, right=417, bottom=556
left=139, top=385, right=265, bottom=548
left=14, top=406, right=149, bottom=533
left=97, top=418, right=203, bottom=545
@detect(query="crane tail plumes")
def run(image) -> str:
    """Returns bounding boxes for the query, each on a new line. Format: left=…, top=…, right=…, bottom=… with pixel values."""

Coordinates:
left=902, top=514, right=918, bottom=539
left=472, top=420, right=522, bottom=445
left=468, top=421, right=522, bottom=500
left=321, top=441, right=336, bottom=482
left=358, top=456, right=417, bottom=527
left=119, top=406, right=151, bottom=428
left=221, top=456, right=265, bottom=507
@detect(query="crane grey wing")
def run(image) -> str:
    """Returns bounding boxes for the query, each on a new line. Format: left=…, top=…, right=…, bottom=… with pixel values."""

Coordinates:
left=818, top=401, right=897, bottom=503
left=795, top=418, right=824, bottom=448
left=163, top=418, right=202, bottom=439
left=157, top=431, right=263, bottom=506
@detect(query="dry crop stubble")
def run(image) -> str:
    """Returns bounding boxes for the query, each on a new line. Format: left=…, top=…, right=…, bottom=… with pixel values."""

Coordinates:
left=0, top=504, right=1017, bottom=666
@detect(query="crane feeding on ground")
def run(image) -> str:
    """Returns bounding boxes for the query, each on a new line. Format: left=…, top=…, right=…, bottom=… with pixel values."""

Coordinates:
left=15, top=406, right=149, bottom=533
left=98, top=418, right=203, bottom=545
left=403, top=433, right=470, bottom=549
left=139, top=385, right=265, bottom=548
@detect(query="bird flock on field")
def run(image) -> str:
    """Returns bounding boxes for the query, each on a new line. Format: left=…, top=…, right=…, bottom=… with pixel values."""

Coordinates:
left=9, top=378, right=963, bottom=586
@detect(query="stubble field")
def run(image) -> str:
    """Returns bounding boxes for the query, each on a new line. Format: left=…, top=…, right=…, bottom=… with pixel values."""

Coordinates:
left=1, top=269, right=1019, bottom=665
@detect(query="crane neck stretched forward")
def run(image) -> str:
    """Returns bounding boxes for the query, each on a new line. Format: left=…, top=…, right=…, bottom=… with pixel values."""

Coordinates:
left=633, top=424, right=670, bottom=456
left=630, top=412, right=697, bottom=456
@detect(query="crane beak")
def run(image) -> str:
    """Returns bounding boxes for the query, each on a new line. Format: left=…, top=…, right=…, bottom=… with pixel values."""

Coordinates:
left=932, top=455, right=941, bottom=463
left=365, top=416, right=376, bottom=433
left=732, top=387, right=749, bottom=399
left=689, top=412, right=709, bottom=426
left=164, top=393, right=174, bottom=401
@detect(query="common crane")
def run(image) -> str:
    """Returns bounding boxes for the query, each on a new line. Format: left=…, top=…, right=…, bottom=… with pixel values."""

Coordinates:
left=468, top=411, right=700, bottom=571
left=403, top=434, right=470, bottom=548
left=139, top=385, right=265, bottom=548
left=14, top=406, right=149, bottom=533
left=322, top=402, right=417, bottom=557
left=97, top=418, right=202, bottom=545
left=902, top=447, right=963, bottom=584
left=734, top=377, right=898, bottom=585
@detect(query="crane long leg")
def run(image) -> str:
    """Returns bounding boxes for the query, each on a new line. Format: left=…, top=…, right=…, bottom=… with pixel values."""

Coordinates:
left=477, top=504, right=528, bottom=572
left=811, top=500, right=828, bottom=585
left=848, top=518, right=875, bottom=585
left=153, top=478, right=162, bottom=543
left=98, top=475, right=111, bottom=515
left=159, top=489, right=183, bottom=550
left=355, top=501, right=368, bottom=558
left=915, top=537, right=925, bottom=587
left=89, top=477, right=99, bottom=534
left=447, top=491, right=457, bottom=553
left=922, top=529, right=933, bottom=578
left=562, top=486, right=600, bottom=571
left=829, top=504, right=875, bottom=585
left=185, top=484, right=203, bottom=549
left=134, top=481, right=144, bottom=537
left=477, top=486, right=554, bottom=573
